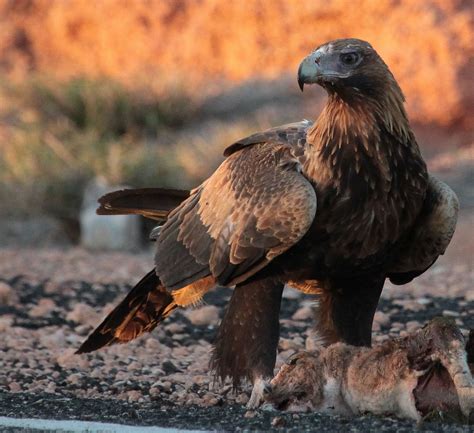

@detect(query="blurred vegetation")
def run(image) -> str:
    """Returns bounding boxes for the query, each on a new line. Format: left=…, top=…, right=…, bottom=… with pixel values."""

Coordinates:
left=0, top=0, right=471, bottom=244
left=1, top=0, right=472, bottom=125
left=0, top=75, right=262, bottom=237
left=0, top=76, right=200, bottom=223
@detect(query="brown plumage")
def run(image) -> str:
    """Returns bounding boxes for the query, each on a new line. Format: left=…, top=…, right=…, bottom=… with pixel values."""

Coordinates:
left=77, top=38, right=458, bottom=408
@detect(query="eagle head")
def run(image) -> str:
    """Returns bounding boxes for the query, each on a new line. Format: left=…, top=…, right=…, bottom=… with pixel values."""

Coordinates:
left=298, top=38, right=396, bottom=98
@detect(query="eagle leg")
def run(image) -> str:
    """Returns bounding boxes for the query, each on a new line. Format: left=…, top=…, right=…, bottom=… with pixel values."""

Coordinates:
left=210, top=277, right=284, bottom=408
left=315, top=276, right=385, bottom=347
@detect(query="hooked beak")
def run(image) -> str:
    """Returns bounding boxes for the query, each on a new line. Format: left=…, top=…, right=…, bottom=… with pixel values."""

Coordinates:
left=297, top=53, right=322, bottom=92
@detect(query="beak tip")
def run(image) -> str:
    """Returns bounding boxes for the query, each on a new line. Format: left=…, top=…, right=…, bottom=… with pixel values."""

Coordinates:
left=298, top=79, right=304, bottom=92
left=297, top=62, right=305, bottom=92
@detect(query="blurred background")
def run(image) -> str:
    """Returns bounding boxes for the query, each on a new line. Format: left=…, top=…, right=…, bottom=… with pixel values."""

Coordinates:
left=0, top=0, right=472, bottom=249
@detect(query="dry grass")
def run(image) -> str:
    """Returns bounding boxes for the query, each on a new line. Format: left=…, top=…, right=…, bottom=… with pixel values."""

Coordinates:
left=0, top=77, right=202, bottom=221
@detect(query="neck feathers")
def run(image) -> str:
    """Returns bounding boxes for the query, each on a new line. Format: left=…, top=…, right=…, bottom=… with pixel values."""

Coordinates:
left=304, top=82, right=419, bottom=191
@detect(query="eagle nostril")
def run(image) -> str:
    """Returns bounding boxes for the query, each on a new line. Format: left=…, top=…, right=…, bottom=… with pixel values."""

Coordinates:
left=314, top=57, right=321, bottom=65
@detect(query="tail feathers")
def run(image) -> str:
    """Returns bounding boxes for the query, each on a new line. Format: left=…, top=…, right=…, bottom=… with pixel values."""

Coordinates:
left=97, top=188, right=189, bottom=220
left=76, top=270, right=176, bottom=354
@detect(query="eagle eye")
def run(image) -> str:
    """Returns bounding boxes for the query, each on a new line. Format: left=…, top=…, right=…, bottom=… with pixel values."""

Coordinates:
left=340, top=52, right=360, bottom=66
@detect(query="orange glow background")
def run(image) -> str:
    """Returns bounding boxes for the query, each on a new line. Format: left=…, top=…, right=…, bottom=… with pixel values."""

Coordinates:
left=2, top=0, right=472, bottom=125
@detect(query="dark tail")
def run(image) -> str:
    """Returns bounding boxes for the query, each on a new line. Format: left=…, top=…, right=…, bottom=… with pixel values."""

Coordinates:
left=97, top=188, right=189, bottom=220
left=76, top=270, right=177, bottom=354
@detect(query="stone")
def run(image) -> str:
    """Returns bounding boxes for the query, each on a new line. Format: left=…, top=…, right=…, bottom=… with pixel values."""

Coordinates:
left=80, top=177, right=141, bottom=251
left=185, top=305, right=220, bottom=326
left=373, top=311, right=390, bottom=327
left=0, top=282, right=17, bottom=305
left=271, top=416, right=286, bottom=427
left=279, top=337, right=303, bottom=351
left=29, top=298, right=56, bottom=317
left=292, top=306, right=313, bottom=321
left=8, top=382, right=21, bottom=392
left=66, top=303, right=100, bottom=326
left=443, top=310, right=460, bottom=317
left=0, top=316, right=13, bottom=332
left=127, top=390, right=143, bottom=402
left=406, top=321, right=420, bottom=333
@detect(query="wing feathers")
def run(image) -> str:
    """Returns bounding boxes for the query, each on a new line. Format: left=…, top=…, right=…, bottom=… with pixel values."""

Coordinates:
left=97, top=188, right=189, bottom=220
left=155, top=139, right=317, bottom=289
left=388, top=175, right=459, bottom=283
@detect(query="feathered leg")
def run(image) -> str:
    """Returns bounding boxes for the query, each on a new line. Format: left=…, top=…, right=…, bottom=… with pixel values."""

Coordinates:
left=210, top=277, right=284, bottom=408
left=315, top=276, right=385, bottom=347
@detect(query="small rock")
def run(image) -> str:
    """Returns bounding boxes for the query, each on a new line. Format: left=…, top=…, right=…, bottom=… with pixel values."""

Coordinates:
left=292, top=306, right=313, bottom=321
left=149, top=387, right=161, bottom=399
left=67, top=373, right=82, bottom=385
left=373, top=311, right=390, bottom=327
left=29, top=299, right=56, bottom=317
left=393, top=299, right=424, bottom=312
left=417, top=297, right=432, bottom=305
left=372, top=321, right=381, bottom=332
left=201, top=393, right=220, bottom=406
left=443, top=310, right=460, bottom=317
left=66, top=303, right=99, bottom=326
left=57, top=348, right=89, bottom=369
left=162, top=360, right=181, bottom=374
left=40, top=328, right=66, bottom=348
left=0, top=282, right=17, bottom=305
left=279, top=337, right=303, bottom=351
left=406, top=321, right=420, bottom=333
left=271, top=416, right=286, bottom=427
left=465, top=291, right=474, bottom=302
left=127, top=390, right=143, bottom=402
left=127, top=361, right=142, bottom=372
left=166, top=323, right=185, bottom=333
left=0, top=316, right=13, bottom=332
left=145, top=338, right=161, bottom=350
left=185, top=305, right=220, bottom=326
left=74, top=324, right=92, bottom=336
left=8, top=382, right=21, bottom=392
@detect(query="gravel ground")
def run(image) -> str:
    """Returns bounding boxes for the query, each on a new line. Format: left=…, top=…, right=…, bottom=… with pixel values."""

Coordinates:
left=0, top=246, right=472, bottom=432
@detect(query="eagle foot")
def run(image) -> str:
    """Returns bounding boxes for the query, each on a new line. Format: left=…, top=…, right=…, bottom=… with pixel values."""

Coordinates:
left=247, top=376, right=271, bottom=409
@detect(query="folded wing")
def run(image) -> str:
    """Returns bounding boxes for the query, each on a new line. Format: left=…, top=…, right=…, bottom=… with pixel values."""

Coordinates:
left=156, top=139, right=317, bottom=290
left=388, top=175, right=459, bottom=285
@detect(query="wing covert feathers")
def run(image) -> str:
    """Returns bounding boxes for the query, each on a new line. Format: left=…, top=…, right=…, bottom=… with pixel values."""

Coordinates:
left=223, top=120, right=312, bottom=157
left=156, top=140, right=317, bottom=289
